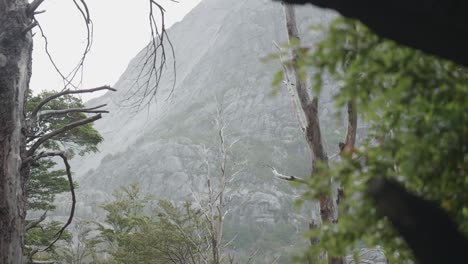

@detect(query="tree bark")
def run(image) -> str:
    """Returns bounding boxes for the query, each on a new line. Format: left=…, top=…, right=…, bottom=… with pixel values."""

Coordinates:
left=283, top=4, right=342, bottom=263
left=0, top=1, right=33, bottom=263
left=342, top=101, right=357, bottom=154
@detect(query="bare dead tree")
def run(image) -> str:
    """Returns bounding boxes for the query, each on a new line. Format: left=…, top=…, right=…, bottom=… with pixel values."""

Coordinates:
left=52, top=220, right=100, bottom=264
left=282, top=7, right=336, bottom=259
left=267, top=3, right=359, bottom=263
left=189, top=99, right=244, bottom=264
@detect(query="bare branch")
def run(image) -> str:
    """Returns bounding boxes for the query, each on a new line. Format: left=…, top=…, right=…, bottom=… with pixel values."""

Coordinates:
left=246, top=248, right=261, bottom=264
left=271, top=255, right=282, bottom=264
left=30, top=151, right=68, bottom=161
left=223, top=234, right=237, bottom=248
left=38, top=104, right=108, bottom=118
left=35, top=0, right=93, bottom=91
left=121, top=0, right=176, bottom=109
left=28, top=248, right=39, bottom=263
left=27, top=0, right=46, bottom=17
left=267, top=164, right=307, bottom=183
left=33, top=10, right=46, bottom=15
left=39, top=152, right=76, bottom=253
left=73, top=0, right=91, bottom=24
left=30, top=86, right=115, bottom=118
left=27, top=114, right=102, bottom=156
left=26, top=211, right=48, bottom=231
left=22, top=21, right=38, bottom=35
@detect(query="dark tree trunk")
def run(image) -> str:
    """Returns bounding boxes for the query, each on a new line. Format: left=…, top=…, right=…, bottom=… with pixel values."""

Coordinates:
left=0, top=0, right=33, bottom=262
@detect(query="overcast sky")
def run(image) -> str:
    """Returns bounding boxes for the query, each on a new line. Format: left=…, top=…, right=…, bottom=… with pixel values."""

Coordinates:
left=31, top=0, right=202, bottom=101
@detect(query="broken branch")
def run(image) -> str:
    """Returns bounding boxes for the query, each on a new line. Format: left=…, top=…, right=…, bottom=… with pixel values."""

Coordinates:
left=33, top=10, right=46, bottom=15
left=267, top=164, right=306, bottom=183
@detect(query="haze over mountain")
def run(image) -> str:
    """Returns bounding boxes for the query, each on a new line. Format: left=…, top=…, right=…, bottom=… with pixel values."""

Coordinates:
left=53, top=0, right=383, bottom=262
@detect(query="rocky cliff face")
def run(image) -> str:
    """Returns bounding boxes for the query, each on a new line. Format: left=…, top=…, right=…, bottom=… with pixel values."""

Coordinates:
left=52, top=0, right=381, bottom=262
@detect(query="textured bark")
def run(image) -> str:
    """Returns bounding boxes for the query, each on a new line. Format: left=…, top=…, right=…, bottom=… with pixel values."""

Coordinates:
left=336, top=101, right=357, bottom=210
left=283, top=4, right=328, bottom=170
left=342, top=101, right=357, bottom=154
left=0, top=1, right=33, bottom=263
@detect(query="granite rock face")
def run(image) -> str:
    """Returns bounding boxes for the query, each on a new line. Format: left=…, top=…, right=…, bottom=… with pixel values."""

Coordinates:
left=52, top=0, right=381, bottom=262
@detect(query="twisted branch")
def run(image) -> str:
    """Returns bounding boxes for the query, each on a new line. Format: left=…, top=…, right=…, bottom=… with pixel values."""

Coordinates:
left=29, top=152, right=76, bottom=255
left=27, top=114, right=102, bottom=156
left=34, top=0, right=93, bottom=90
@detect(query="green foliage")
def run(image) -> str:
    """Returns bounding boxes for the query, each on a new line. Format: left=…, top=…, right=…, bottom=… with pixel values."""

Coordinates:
left=27, top=159, right=69, bottom=211
left=53, top=220, right=102, bottom=264
left=25, top=90, right=103, bottom=260
left=27, top=90, right=103, bottom=156
left=224, top=219, right=304, bottom=263
left=26, top=90, right=103, bottom=212
left=283, top=17, right=467, bottom=262
left=98, top=183, right=152, bottom=240
left=25, top=221, right=72, bottom=260
left=272, top=71, right=284, bottom=86
left=97, top=184, right=209, bottom=264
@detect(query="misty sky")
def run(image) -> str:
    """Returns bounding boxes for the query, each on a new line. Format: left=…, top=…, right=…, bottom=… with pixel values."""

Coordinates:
left=30, top=0, right=201, bottom=101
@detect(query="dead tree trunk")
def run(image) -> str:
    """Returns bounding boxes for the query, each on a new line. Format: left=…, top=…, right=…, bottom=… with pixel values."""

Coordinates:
left=0, top=0, right=34, bottom=262
left=282, top=4, right=343, bottom=263
left=283, top=0, right=336, bottom=224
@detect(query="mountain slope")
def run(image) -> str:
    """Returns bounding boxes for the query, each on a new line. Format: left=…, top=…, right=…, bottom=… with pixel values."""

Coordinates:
left=56, top=0, right=357, bottom=262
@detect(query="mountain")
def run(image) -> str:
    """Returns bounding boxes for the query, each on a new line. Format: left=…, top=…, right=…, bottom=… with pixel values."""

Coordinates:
left=51, top=0, right=381, bottom=262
